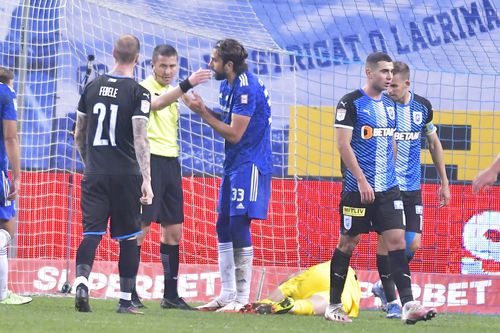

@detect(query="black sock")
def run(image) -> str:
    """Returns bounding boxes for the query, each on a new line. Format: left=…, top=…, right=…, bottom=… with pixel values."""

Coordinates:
left=329, top=248, right=351, bottom=304
left=131, top=245, right=142, bottom=298
left=388, top=249, right=413, bottom=305
left=161, top=243, right=180, bottom=299
left=75, top=235, right=102, bottom=282
left=119, top=239, right=139, bottom=305
left=376, top=254, right=397, bottom=303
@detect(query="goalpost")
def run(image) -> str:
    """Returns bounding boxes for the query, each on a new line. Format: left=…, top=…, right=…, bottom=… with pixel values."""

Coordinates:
left=1, top=0, right=499, bottom=311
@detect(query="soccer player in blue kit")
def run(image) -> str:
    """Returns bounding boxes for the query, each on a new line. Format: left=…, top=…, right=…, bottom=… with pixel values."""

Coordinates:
left=326, top=52, right=436, bottom=325
left=182, top=39, right=272, bottom=312
left=372, top=61, right=450, bottom=318
left=0, top=67, right=32, bottom=305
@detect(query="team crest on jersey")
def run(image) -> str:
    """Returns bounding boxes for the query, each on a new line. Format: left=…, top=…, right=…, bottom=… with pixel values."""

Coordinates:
left=413, top=112, right=422, bottom=125
left=336, top=108, right=347, bottom=121
left=343, top=215, right=352, bottom=230
left=386, top=107, right=395, bottom=120
left=241, top=94, right=248, bottom=104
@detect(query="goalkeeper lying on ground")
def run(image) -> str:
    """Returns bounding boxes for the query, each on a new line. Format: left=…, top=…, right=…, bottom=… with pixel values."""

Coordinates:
left=246, top=260, right=360, bottom=317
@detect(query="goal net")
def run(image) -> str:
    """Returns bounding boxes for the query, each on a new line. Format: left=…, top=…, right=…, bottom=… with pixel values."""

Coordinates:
left=1, top=0, right=499, bottom=311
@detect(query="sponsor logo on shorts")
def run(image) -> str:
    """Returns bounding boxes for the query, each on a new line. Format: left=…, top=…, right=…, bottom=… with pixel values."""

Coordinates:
left=343, top=215, right=352, bottom=230
left=394, top=200, right=404, bottom=210
left=343, top=206, right=366, bottom=217
left=236, top=202, right=245, bottom=210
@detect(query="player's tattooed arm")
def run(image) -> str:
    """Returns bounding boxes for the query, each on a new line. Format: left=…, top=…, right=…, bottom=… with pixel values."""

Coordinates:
left=133, top=117, right=153, bottom=205
left=132, top=117, right=151, bottom=182
left=74, top=112, right=88, bottom=165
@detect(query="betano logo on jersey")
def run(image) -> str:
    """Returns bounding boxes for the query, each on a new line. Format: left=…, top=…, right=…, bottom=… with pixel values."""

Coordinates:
left=394, top=131, right=420, bottom=141
left=360, top=126, right=395, bottom=140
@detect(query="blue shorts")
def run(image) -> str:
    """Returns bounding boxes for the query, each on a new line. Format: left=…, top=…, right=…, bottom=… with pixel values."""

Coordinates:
left=218, top=163, right=271, bottom=219
left=0, top=170, right=15, bottom=220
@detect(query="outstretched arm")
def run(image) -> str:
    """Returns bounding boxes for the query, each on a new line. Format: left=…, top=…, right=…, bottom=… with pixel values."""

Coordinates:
left=182, top=91, right=250, bottom=144
left=150, top=69, right=212, bottom=111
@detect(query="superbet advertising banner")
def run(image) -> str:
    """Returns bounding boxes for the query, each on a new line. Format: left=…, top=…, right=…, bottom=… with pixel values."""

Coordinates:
left=10, top=259, right=500, bottom=314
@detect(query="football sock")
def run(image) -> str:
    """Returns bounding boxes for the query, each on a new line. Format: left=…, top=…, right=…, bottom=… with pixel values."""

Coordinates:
left=218, top=242, right=236, bottom=300
left=161, top=243, right=180, bottom=299
left=75, top=235, right=102, bottom=280
left=329, top=248, right=351, bottom=304
left=0, top=245, right=8, bottom=300
left=376, top=254, right=397, bottom=303
left=388, top=249, right=413, bottom=305
left=234, top=246, right=253, bottom=304
left=118, top=238, right=139, bottom=306
left=0, top=229, right=10, bottom=248
left=0, top=230, right=10, bottom=300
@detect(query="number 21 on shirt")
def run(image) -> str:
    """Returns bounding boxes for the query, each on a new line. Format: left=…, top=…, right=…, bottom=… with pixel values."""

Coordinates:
left=93, top=102, right=117, bottom=146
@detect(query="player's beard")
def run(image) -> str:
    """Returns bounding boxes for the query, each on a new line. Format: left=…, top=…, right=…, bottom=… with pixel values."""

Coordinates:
left=213, top=70, right=226, bottom=81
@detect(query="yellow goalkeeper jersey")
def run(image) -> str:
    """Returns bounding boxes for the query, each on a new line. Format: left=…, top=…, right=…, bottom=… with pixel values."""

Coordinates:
left=140, top=75, right=179, bottom=157
left=278, top=260, right=361, bottom=317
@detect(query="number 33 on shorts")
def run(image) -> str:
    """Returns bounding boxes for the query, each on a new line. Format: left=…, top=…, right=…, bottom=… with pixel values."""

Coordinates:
left=231, top=188, right=245, bottom=202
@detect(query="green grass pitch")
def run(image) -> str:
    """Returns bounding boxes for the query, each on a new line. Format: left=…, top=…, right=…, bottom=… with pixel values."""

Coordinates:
left=1, top=296, right=500, bottom=333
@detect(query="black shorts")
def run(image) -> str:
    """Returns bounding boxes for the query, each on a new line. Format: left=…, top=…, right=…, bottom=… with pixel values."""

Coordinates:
left=401, top=190, right=423, bottom=233
left=141, top=155, right=184, bottom=225
left=339, top=186, right=405, bottom=235
left=81, top=174, right=142, bottom=239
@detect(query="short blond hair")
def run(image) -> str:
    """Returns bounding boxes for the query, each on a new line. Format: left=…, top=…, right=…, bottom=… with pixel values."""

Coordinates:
left=113, top=35, right=140, bottom=64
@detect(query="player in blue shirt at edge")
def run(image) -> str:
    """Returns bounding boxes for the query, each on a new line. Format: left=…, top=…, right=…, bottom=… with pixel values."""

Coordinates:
left=372, top=61, right=450, bottom=318
left=182, top=39, right=272, bottom=312
left=0, top=67, right=32, bottom=305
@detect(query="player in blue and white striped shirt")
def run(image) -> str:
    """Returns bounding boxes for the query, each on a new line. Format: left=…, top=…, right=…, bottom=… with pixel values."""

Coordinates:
left=372, top=61, right=450, bottom=318
left=328, top=53, right=436, bottom=325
